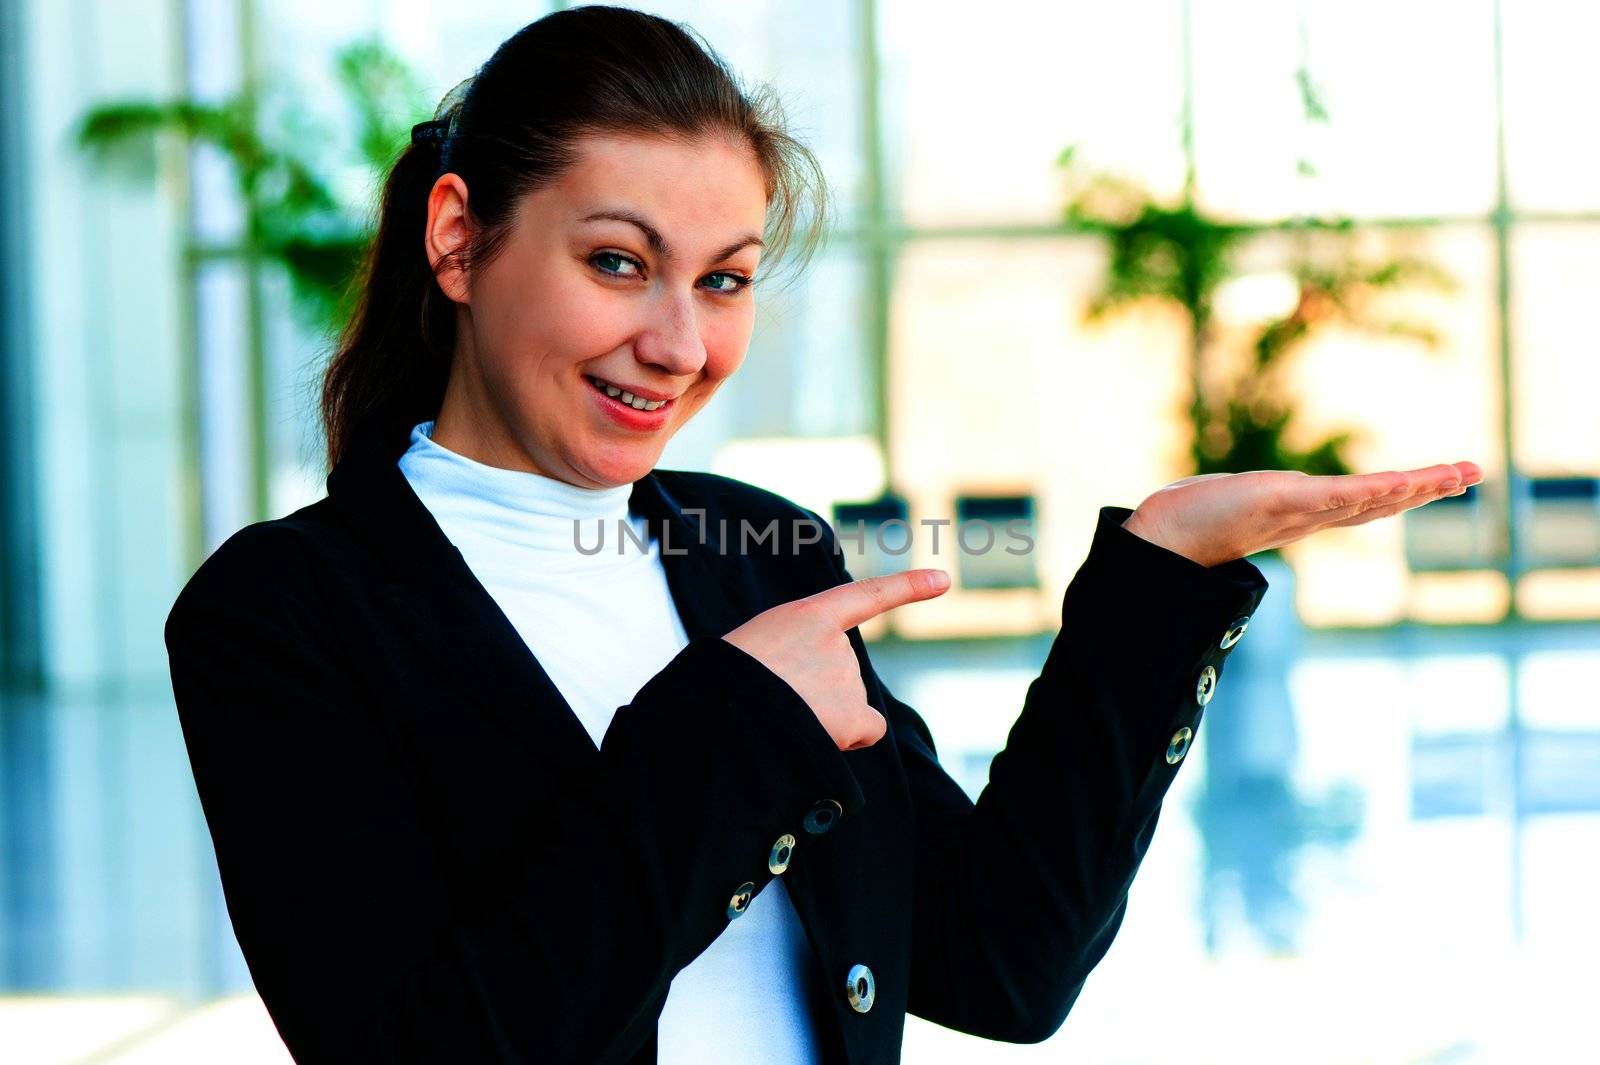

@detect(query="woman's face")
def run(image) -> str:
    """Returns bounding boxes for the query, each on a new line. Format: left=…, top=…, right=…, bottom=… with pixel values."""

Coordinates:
left=425, top=129, right=769, bottom=488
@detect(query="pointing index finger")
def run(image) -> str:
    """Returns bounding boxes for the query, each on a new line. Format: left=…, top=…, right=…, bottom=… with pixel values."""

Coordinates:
left=811, top=569, right=951, bottom=631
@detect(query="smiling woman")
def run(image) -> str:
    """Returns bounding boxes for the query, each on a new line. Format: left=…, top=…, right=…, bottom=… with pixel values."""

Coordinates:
left=419, top=131, right=771, bottom=487
left=319, top=4, right=827, bottom=482
left=163, top=5, right=1480, bottom=1065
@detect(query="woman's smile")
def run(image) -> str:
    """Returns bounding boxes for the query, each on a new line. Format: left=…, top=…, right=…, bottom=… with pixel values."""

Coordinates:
left=583, top=371, right=679, bottom=431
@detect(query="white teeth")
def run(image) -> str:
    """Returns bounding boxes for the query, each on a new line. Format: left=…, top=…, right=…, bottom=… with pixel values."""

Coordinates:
left=589, top=376, right=667, bottom=411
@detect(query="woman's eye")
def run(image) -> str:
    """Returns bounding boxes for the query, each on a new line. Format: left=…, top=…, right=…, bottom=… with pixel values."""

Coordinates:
left=703, top=272, right=753, bottom=294
left=591, top=251, right=642, bottom=278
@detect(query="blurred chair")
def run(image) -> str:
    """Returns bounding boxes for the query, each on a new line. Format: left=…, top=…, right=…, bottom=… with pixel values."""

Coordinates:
left=1523, top=475, right=1600, bottom=567
left=952, top=493, right=1039, bottom=591
left=1403, top=484, right=1501, bottom=569
left=831, top=492, right=911, bottom=580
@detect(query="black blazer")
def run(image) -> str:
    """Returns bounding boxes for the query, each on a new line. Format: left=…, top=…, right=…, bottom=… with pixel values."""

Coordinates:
left=163, top=419, right=1268, bottom=1065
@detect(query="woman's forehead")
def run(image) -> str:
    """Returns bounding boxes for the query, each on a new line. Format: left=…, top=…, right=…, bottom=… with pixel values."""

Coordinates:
left=549, top=130, right=769, bottom=229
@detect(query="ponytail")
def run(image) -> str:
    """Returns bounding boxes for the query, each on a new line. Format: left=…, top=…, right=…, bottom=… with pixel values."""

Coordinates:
left=320, top=89, right=465, bottom=469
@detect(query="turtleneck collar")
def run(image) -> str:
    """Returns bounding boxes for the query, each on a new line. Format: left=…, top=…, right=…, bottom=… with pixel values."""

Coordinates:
left=397, top=419, right=637, bottom=558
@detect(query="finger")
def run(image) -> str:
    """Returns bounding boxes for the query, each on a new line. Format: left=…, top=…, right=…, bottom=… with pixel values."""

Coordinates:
left=1309, top=461, right=1485, bottom=525
left=1311, top=477, right=1429, bottom=524
left=1297, top=462, right=1483, bottom=517
left=849, top=706, right=888, bottom=750
left=1280, top=469, right=1412, bottom=515
left=810, top=569, right=951, bottom=631
left=1319, top=479, right=1466, bottom=530
left=1393, top=461, right=1484, bottom=493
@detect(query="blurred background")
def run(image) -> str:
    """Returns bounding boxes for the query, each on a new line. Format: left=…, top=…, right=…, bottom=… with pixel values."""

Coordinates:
left=1, top=0, right=1596, bottom=1061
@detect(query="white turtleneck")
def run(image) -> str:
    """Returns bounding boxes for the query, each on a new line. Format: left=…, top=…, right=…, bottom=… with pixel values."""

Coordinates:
left=397, top=420, right=825, bottom=1064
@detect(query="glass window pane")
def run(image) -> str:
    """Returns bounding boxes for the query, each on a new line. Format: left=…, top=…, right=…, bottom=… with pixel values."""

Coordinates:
left=195, top=260, right=255, bottom=554
left=887, top=235, right=1191, bottom=628
left=1507, top=223, right=1600, bottom=620
left=769, top=251, right=876, bottom=439
left=261, top=267, right=334, bottom=517
left=1262, top=225, right=1504, bottom=624
left=1509, top=224, right=1600, bottom=473
left=878, top=0, right=1188, bottom=228
left=1192, top=0, right=1499, bottom=221
left=728, top=249, right=874, bottom=439
left=1502, top=1, right=1600, bottom=212
left=255, top=3, right=563, bottom=135
left=184, top=0, right=248, bottom=246
left=389, top=2, right=564, bottom=89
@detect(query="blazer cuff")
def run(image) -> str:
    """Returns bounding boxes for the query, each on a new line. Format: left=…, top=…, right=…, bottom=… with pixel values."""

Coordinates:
left=627, top=634, right=866, bottom=828
left=1076, top=505, right=1269, bottom=625
left=1057, top=505, right=1272, bottom=783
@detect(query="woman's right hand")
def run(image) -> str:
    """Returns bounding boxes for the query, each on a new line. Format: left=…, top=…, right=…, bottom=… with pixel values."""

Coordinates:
left=721, top=568, right=951, bottom=751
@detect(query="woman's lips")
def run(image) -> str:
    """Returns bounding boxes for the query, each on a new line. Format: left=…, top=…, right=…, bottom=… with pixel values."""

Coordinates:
left=585, top=374, right=675, bottom=431
left=585, top=374, right=678, bottom=403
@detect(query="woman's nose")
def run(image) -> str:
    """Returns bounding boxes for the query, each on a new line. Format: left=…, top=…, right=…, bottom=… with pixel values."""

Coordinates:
left=632, top=293, right=707, bottom=377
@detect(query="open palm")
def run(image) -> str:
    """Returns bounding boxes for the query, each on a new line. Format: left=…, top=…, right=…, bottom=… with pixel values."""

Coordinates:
left=1122, top=462, right=1486, bottom=568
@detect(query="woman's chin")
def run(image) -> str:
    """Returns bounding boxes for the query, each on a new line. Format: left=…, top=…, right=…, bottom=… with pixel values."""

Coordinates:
left=577, top=443, right=666, bottom=488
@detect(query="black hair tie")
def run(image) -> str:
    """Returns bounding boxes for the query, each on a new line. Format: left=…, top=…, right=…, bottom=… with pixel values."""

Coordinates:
left=411, top=119, right=451, bottom=148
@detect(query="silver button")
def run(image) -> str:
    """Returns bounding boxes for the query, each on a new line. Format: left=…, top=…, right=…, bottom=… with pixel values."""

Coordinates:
left=1166, top=726, right=1193, bottom=764
left=727, top=881, right=756, bottom=920
left=1195, top=665, right=1217, bottom=706
left=803, top=799, right=843, bottom=834
left=845, top=963, right=875, bottom=1013
left=1220, top=616, right=1251, bottom=649
left=768, top=833, right=796, bottom=875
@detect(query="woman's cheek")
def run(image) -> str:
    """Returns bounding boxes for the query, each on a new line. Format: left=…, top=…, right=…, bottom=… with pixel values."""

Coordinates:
left=705, top=320, right=751, bottom=380
left=561, top=289, right=638, bottom=356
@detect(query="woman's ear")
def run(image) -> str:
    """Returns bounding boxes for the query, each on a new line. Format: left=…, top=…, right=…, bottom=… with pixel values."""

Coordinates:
left=425, top=173, right=474, bottom=304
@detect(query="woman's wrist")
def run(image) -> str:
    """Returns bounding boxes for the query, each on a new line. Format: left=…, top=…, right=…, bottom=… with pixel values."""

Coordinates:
left=1122, top=509, right=1202, bottom=566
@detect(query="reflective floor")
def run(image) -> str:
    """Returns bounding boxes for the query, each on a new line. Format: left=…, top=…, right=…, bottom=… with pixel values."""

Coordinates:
left=2, top=609, right=1597, bottom=1063
left=878, top=615, right=1600, bottom=1063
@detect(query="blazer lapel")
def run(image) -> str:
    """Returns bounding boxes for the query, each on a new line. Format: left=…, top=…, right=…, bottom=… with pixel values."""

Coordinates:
left=628, top=469, right=757, bottom=643
left=323, top=418, right=755, bottom=762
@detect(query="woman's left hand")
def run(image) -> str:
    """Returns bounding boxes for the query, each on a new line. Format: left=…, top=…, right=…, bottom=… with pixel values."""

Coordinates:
left=1122, top=461, right=1485, bottom=568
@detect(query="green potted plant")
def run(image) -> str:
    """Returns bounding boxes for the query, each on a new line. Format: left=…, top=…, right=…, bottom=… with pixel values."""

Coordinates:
left=1056, top=63, right=1454, bottom=515
left=1056, top=58, right=1450, bottom=956
left=75, top=38, right=431, bottom=339
left=1055, top=166, right=1453, bottom=497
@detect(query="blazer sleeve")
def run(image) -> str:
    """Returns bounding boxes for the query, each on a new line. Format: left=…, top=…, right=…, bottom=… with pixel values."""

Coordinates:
left=807, top=503, right=1268, bottom=1044
left=164, top=525, right=865, bottom=1064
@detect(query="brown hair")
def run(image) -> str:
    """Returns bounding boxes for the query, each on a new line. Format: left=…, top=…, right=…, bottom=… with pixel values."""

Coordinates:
left=320, top=5, right=829, bottom=470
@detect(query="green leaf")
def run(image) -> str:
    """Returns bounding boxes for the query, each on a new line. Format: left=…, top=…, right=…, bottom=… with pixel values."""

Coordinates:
left=75, top=38, right=434, bottom=339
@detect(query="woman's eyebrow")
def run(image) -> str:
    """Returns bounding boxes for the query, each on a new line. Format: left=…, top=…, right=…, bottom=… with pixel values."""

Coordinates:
left=579, top=207, right=763, bottom=265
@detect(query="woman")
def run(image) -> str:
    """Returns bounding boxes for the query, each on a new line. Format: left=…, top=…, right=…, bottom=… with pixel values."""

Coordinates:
left=163, top=7, right=1482, bottom=1064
